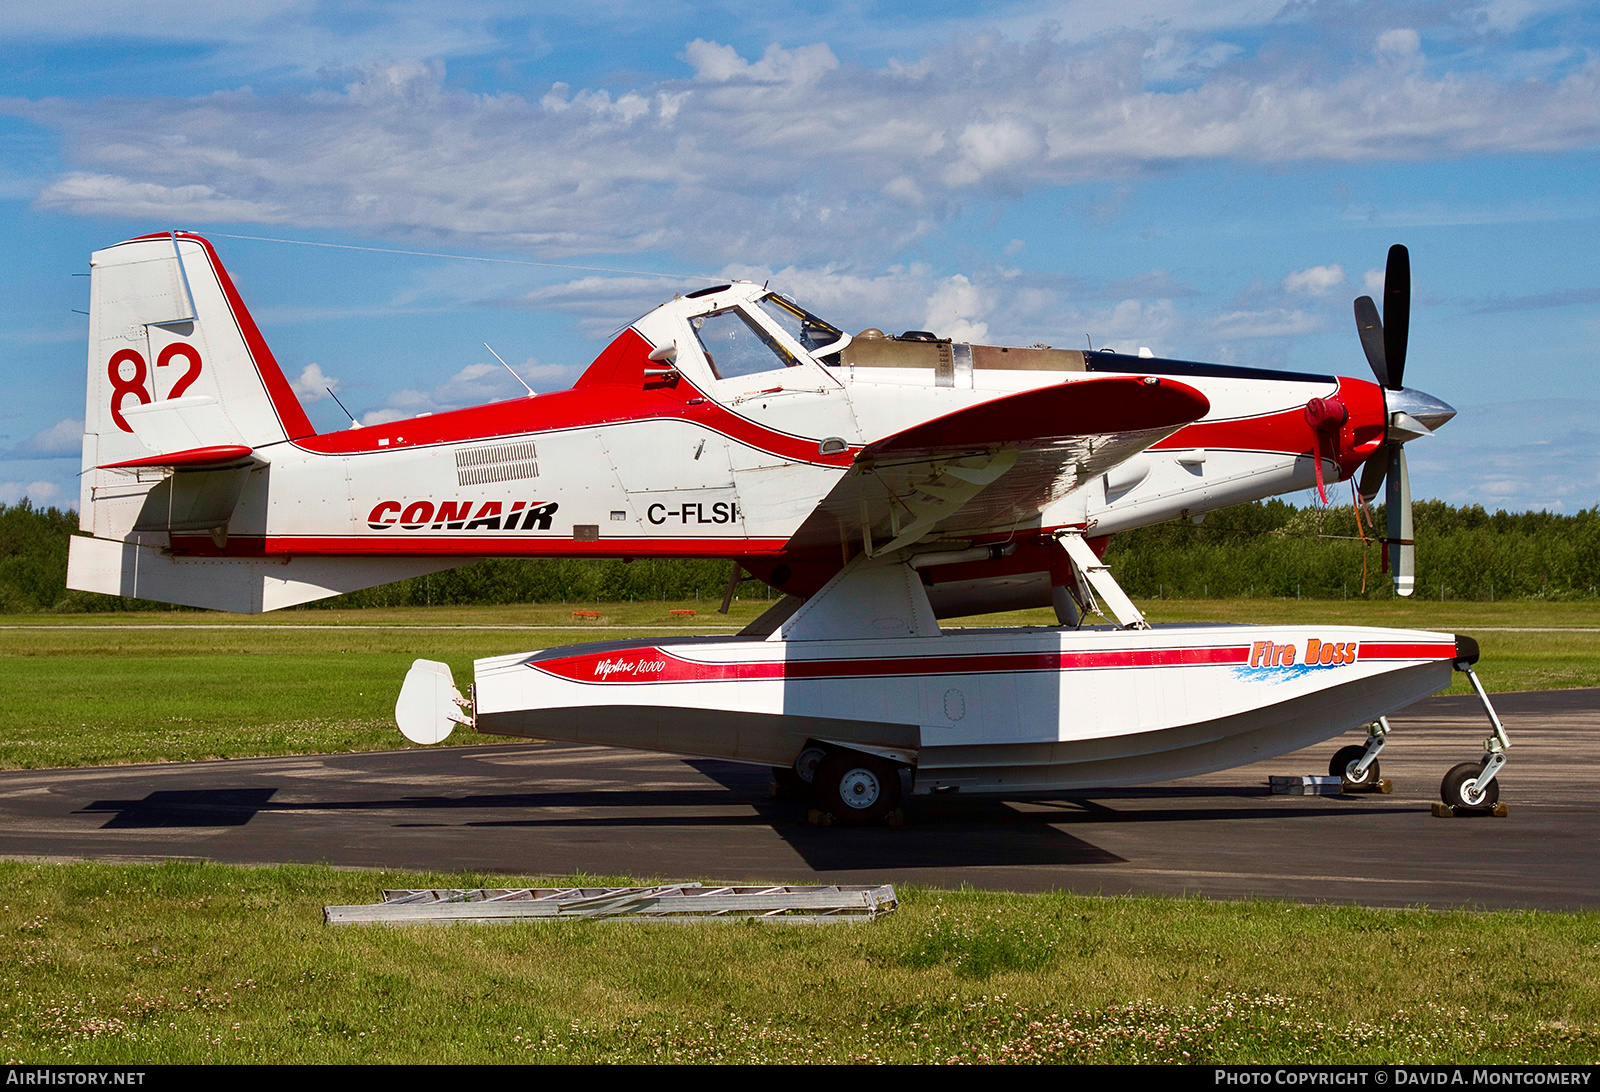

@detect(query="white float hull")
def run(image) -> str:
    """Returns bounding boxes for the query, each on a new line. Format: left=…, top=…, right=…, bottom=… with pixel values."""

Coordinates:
left=472, top=623, right=1458, bottom=794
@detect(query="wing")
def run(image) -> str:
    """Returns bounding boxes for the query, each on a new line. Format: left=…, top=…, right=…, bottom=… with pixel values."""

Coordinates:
left=783, top=375, right=1209, bottom=554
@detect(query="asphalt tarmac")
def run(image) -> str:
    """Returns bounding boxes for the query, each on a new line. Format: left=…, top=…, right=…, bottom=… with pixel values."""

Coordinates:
left=2, top=688, right=1594, bottom=910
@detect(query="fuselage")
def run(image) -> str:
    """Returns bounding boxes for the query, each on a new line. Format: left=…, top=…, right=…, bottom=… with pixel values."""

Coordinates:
left=148, top=282, right=1387, bottom=583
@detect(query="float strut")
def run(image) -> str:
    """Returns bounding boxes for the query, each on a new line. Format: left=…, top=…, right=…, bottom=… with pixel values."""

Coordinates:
left=1350, top=716, right=1389, bottom=778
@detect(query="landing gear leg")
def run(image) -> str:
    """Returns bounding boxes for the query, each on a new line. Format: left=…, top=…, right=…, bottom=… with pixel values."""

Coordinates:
left=1330, top=717, right=1391, bottom=792
left=1436, top=658, right=1511, bottom=815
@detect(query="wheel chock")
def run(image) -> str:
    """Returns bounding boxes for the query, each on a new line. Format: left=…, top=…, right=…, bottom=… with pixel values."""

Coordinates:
left=885, top=809, right=906, bottom=828
left=1431, top=801, right=1509, bottom=818
left=806, top=808, right=833, bottom=827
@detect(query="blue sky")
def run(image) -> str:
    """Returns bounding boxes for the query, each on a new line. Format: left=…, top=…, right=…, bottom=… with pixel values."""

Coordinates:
left=2, top=0, right=1597, bottom=512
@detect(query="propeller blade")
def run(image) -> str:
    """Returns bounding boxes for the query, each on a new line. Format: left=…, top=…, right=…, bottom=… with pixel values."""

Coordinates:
left=1353, top=296, right=1388, bottom=387
left=1382, top=244, right=1409, bottom=390
left=1358, top=451, right=1387, bottom=504
left=1385, top=443, right=1414, bottom=597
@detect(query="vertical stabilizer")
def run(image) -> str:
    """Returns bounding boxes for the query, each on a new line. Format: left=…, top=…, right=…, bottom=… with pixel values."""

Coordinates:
left=79, top=232, right=315, bottom=539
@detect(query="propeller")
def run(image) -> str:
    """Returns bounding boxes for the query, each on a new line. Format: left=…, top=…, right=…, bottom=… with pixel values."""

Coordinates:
left=1351, top=244, right=1450, bottom=598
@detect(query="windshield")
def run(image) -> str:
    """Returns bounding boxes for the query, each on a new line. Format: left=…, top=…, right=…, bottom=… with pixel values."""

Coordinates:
left=690, top=308, right=799, bottom=381
left=756, top=294, right=845, bottom=354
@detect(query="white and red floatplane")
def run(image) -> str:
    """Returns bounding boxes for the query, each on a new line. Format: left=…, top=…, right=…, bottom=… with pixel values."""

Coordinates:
left=64, top=232, right=1510, bottom=824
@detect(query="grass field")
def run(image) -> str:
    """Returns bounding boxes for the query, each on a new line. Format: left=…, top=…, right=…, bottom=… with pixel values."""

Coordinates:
left=0, top=860, right=1596, bottom=1065
left=3, top=599, right=1599, bottom=770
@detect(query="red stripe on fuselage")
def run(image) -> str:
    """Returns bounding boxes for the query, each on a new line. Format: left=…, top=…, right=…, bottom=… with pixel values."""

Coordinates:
left=531, top=644, right=1255, bottom=684
left=166, top=534, right=794, bottom=558
left=531, top=637, right=1459, bottom=685
left=1357, top=643, right=1456, bottom=661
left=1152, top=376, right=1386, bottom=477
left=291, top=329, right=859, bottom=468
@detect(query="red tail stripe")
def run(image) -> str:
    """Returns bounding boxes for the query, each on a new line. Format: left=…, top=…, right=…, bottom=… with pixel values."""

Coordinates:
left=173, top=233, right=317, bottom=441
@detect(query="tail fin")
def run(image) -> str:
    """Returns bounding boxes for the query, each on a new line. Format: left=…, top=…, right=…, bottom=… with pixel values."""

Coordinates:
left=69, top=233, right=473, bottom=612
left=78, top=232, right=315, bottom=538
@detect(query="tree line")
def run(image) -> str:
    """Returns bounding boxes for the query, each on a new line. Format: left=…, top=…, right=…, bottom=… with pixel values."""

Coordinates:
left=2, top=495, right=1596, bottom=613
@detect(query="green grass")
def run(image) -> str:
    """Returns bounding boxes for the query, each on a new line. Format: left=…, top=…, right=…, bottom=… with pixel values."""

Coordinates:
left=0, top=601, right=768, bottom=770
left=3, top=600, right=1599, bottom=770
left=960, top=599, right=1600, bottom=695
left=1, top=860, right=1595, bottom=1064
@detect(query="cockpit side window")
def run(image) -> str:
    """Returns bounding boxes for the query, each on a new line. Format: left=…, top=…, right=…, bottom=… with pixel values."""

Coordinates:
left=756, top=294, right=844, bottom=354
left=690, top=308, right=799, bottom=381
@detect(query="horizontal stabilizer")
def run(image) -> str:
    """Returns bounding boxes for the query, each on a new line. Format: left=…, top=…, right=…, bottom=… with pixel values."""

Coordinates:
left=67, top=535, right=474, bottom=613
left=119, top=395, right=249, bottom=461
left=100, top=444, right=256, bottom=470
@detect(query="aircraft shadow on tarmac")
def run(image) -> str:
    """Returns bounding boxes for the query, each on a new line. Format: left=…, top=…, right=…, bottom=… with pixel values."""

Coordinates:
left=75, top=760, right=1410, bottom=871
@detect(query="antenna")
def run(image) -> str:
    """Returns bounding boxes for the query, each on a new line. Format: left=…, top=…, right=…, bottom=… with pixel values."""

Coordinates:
left=1085, top=334, right=1094, bottom=352
left=327, top=388, right=361, bottom=429
left=485, top=343, right=535, bottom=396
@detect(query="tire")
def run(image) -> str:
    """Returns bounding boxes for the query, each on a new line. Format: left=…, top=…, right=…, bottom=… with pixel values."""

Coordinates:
left=814, top=751, right=902, bottom=826
left=1330, top=744, right=1379, bottom=788
left=793, top=745, right=827, bottom=784
left=1442, top=760, right=1499, bottom=810
left=771, top=746, right=829, bottom=801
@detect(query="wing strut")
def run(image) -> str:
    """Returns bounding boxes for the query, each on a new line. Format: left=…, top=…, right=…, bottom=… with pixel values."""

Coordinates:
left=1058, top=532, right=1148, bottom=630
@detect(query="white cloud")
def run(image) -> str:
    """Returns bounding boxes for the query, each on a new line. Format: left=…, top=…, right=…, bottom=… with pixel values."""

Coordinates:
left=27, top=419, right=83, bottom=457
left=1210, top=308, right=1325, bottom=340
left=1363, top=268, right=1386, bottom=294
left=290, top=363, right=337, bottom=404
left=359, top=360, right=544, bottom=425
left=1375, top=28, right=1423, bottom=61
left=1283, top=264, right=1345, bottom=296
left=15, top=32, right=1600, bottom=267
left=38, top=173, right=286, bottom=224
left=945, top=117, right=1045, bottom=187
left=684, top=39, right=839, bottom=84
left=0, top=480, right=62, bottom=505
left=923, top=275, right=992, bottom=342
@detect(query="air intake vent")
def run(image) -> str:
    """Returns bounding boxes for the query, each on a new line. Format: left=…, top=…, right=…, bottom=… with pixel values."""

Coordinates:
left=456, top=441, right=538, bottom=486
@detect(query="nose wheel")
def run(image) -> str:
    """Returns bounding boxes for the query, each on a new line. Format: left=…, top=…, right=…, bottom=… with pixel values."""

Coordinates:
left=1441, top=758, right=1500, bottom=810
left=1329, top=718, right=1390, bottom=793
left=1434, top=652, right=1511, bottom=817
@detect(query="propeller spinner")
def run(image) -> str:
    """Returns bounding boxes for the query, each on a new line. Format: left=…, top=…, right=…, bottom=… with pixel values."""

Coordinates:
left=1351, top=244, right=1455, bottom=597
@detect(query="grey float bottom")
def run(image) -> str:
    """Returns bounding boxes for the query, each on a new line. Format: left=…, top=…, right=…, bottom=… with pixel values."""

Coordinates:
left=324, top=883, right=899, bottom=925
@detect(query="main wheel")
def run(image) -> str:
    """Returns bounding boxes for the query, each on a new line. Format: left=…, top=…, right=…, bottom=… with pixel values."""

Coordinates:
left=1330, top=744, right=1379, bottom=789
left=793, top=745, right=827, bottom=784
left=771, top=746, right=829, bottom=800
left=814, top=751, right=902, bottom=826
left=1441, top=760, right=1499, bottom=810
